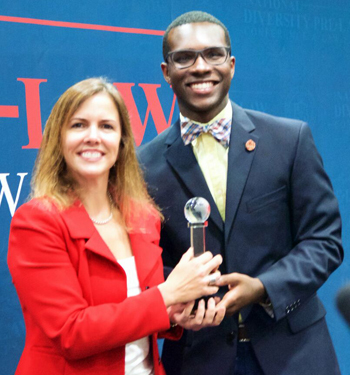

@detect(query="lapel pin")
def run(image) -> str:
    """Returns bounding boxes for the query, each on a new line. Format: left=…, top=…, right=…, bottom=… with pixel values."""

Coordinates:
left=245, top=139, right=256, bottom=152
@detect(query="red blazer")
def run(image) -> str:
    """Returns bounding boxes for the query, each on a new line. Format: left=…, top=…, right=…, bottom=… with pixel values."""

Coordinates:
left=8, top=199, right=181, bottom=375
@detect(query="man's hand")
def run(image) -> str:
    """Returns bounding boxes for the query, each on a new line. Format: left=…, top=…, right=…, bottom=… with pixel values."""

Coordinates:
left=215, top=273, right=267, bottom=315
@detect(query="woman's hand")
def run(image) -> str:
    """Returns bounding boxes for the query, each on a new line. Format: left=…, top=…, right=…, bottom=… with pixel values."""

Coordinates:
left=158, top=248, right=222, bottom=307
left=168, top=298, right=226, bottom=331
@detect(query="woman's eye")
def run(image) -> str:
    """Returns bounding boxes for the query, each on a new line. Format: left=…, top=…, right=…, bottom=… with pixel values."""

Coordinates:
left=102, top=123, right=114, bottom=130
left=71, top=122, right=84, bottom=128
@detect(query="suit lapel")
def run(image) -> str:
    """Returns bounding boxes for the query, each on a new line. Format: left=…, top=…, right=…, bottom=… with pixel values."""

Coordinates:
left=164, top=120, right=224, bottom=232
left=225, top=102, right=259, bottom=244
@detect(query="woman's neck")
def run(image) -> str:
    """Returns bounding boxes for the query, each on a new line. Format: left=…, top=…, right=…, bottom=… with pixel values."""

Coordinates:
left=78, top=180, right=112, bottom=219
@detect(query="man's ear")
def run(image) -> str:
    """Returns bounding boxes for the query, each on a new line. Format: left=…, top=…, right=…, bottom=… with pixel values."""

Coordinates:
left=230, top=56, right=236, bottom=79
left=161, top=62, right=171, bottom=84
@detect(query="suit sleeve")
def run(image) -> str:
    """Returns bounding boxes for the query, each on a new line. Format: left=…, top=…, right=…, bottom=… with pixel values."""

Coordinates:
left=258, top=122, right=343, bottom=321
left=7, top=202, right=171, bottom=360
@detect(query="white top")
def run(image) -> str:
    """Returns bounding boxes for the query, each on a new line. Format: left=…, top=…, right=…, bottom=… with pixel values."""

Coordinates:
left=118, top=256, right=154, bottom=375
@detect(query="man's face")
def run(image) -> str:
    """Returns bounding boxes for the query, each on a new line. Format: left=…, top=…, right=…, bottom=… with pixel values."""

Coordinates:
left=162, top=22, right=235, bottom=123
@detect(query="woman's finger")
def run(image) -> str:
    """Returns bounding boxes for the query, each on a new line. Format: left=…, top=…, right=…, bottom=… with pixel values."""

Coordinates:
left=202, top=297, right=216, bottom=323
left=179, top=247, right=194, bottom=263
left=213, top=305, right=226, bottom=325
left=192, top=299, right=205, bottom=325
left=183, top=300, right=196, bottom=318
left=195, top=251, right=214, bottom=264
left=202, top=254, right=223, bottom=275
left=205, top=271, right=221, bottom=286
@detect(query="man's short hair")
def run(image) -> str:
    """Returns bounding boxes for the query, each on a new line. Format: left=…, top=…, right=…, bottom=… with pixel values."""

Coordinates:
left=162, top=11, right=231, bottom=61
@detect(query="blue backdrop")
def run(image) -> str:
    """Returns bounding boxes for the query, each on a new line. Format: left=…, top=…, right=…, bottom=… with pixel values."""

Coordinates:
left=1, top=1, right=349, bottom=374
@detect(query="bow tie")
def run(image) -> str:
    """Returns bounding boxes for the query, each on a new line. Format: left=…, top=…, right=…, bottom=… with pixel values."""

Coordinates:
left=181, top=117, right=232, bottom=147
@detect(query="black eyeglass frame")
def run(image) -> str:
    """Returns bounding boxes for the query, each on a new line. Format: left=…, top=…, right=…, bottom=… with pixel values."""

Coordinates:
left=166, top=46, right=231, bottom=69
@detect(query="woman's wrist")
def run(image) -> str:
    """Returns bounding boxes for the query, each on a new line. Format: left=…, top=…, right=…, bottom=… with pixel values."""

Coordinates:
left=157, top=282, right=176, bottom=307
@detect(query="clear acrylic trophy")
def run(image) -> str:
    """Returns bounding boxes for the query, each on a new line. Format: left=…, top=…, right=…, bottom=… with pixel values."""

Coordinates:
left=184, top=197, right=211, bottom=257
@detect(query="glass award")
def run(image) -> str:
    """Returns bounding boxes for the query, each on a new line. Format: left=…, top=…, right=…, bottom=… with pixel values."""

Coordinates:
left=184, top=197, right=211, bottom=256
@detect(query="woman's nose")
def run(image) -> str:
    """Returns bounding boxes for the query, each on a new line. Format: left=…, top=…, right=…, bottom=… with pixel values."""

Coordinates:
left=84, top=124, right=100, bottom=143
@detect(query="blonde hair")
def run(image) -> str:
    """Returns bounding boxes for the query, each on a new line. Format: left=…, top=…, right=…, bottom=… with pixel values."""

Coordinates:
left=31, top=77, right=157, bottom=227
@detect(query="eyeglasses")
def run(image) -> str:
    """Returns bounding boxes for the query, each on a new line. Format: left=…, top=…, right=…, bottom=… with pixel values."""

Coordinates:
left=166, top=46, right=231, bottom=69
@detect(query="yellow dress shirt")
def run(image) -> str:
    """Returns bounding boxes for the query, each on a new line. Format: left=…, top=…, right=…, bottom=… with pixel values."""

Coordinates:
left=180, top=101, right=232, bottom=222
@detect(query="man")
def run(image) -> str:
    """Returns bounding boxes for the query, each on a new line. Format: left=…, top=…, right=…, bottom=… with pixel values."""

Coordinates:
left=138, top=11, right=343, bottom=375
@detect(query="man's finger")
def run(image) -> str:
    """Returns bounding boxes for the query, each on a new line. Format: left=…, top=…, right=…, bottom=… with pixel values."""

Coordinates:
left=216, top=272, right=240, bottom=286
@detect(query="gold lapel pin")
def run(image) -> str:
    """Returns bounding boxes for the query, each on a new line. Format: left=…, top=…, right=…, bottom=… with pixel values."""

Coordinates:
left=245, top=139, right=256, bottom=151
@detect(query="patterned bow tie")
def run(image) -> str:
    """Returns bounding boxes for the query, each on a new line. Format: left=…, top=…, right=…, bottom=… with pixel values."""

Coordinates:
left=181, top=117, right=232, bottom=147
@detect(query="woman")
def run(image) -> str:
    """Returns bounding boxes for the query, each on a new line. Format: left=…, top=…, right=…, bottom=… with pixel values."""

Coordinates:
left=7, top=78, right=224, bottom=375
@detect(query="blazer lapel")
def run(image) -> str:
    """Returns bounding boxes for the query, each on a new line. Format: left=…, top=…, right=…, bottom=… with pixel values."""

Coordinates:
left=164, top=120, right=224, bottom=232
left=62, top=202, right=165, bottom=287
left=129, top=231, right=163, bottom=286
left=61, top=201, right=117, bottom=264
left=225, top=102, right=259, bottom=245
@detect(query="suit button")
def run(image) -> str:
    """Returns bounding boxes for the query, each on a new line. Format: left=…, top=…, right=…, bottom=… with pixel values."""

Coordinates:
left=145, top=286, right=150, bottom=290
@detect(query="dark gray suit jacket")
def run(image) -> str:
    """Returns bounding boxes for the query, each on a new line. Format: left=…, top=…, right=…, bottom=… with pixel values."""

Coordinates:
left=138, top=102, right=343, bottom=375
